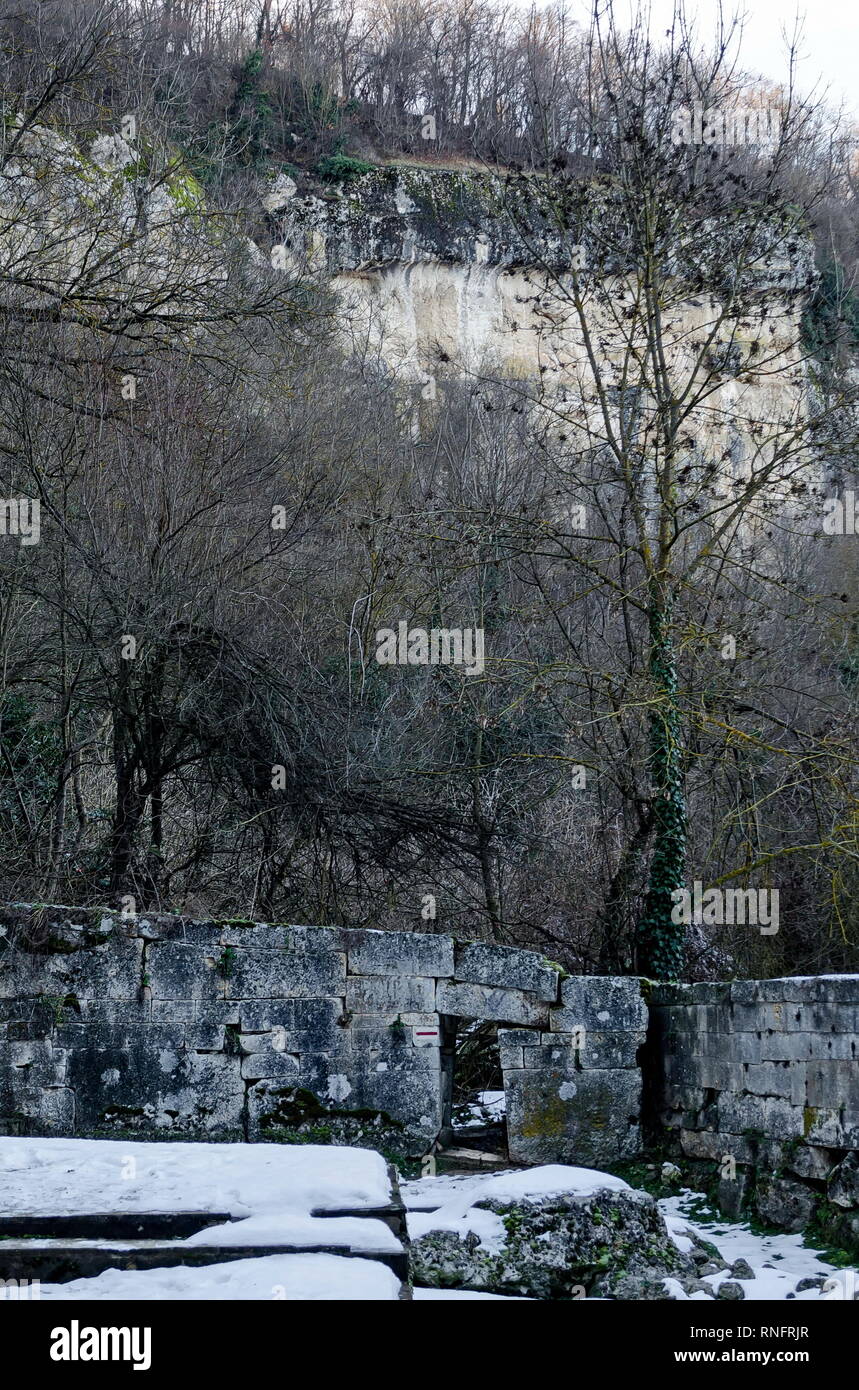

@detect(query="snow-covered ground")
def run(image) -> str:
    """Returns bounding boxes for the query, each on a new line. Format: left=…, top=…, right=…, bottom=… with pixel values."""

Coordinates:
left=35, top=1253, right=402, bottom=1301
left=660, top=1190, right=855, bottom=1301
left=2, top=1138, right=855, bottom=1300
left=0, top=1136, right=404, bottom=1301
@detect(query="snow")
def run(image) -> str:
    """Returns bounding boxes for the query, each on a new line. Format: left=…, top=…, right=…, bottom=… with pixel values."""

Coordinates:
left=413, top=1287, right=528, bottom=1300
left=662, top=1276, right=713, bottom=1301
left=407, top=1205, right=507, bottom=1253
left=659, top=1191, right=856, bottom=1302
left=401, top=1164, right=630, bottom=1213
left=0, top=1136, right=403, bottom=1300
left=35, top=1254, right=402, bottom=1301
left=183, top=1213, right=402, bottom=1252
left=456, top=1090, right=506, bottom=1128
left=0, top=1136, right=392, bottom=1220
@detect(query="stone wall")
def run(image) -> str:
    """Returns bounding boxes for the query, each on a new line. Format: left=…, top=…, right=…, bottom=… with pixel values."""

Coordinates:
left=501, top=976, right=647, bottom=1168
left=5, top=901, right=857, bottom=1244
left=649, top=978, right=859, bottom=1249
left=0, top=905, right=644, bottom=1165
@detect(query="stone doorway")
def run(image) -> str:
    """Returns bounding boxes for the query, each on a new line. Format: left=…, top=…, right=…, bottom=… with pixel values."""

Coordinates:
left=438, top=1016, right=508, bottom=1168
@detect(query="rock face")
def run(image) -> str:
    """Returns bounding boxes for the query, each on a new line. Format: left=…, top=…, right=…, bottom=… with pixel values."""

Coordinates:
left=410, top=1187, right=708, bottom=1300
left=268, top=166, right=814, bottom=476
left=0, top=121, right=218, bottom=336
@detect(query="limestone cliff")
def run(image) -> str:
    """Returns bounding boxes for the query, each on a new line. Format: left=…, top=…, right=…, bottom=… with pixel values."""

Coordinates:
left=265, top=165, right=815, bottom=472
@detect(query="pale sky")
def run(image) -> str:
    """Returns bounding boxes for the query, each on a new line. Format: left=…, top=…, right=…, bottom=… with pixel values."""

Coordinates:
left=623, top=0, right=858, bottom=118
left=533, top=1, right=856, bottom=121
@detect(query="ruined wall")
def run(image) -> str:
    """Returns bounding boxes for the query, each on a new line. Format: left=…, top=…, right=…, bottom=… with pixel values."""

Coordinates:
left=501, top=976, right=647, bottom=1168
left=649, top=978, right=859, bottom=1249
left=5, top=901, right=857, bottom=1235
left=0, top=905, right=643, bottom=1166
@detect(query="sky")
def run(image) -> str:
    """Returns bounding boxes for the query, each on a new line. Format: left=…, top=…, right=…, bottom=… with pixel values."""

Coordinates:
left=622, top=0, right=859, bottom=119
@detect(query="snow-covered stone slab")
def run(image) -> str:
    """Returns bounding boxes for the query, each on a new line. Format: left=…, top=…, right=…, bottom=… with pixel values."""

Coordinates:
left=0, top=1137, right=393, bottom=1218
left=35, top=1252, right=403, bottom=1301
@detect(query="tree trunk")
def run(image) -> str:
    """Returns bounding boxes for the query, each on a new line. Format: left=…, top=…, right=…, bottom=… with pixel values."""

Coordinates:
left=636, top=585, right=687, bottom=979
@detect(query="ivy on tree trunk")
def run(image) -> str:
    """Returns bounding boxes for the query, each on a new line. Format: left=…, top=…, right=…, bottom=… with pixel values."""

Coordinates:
left=637, top=584, right=687, bottom=980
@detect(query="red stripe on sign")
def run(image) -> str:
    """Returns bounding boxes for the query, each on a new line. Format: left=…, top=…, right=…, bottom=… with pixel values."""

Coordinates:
left=416, top=1031, right=438, bottom=1036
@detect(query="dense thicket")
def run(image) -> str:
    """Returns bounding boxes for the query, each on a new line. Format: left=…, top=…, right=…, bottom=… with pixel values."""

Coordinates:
left=0, top=0, right=857, bottom=979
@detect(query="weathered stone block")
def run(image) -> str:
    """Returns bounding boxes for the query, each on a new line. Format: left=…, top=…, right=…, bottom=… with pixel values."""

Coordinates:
left=506, top=1067, right=642, bottom=1167
left=240, top=1047, right=300, bottom=1082
left=520, top=1040, right=582, bottom=1068
left=292, top=998, right=347, bottom=1050
left=219, top=923, right=341, bottom=952
left=550, top=976, right=647, bottom=1033
left=64, top=1026, right=244, bottom=1135
left=344, top=1067, right=442, bottom=1143
left=685, top=982, right=733, bottom=1005
left=195, top=1001, right=241, bottom=1026
left=76, top=1000, right=150, bottom=1024
left=759, top=1031, right=816, bottom=1062
left=2, top=941, right=144, bottom=1002
left=716, top=1092, right=803, bottom=1140
left=227, top=949, right=346, bottom=1000
left=741, top=1060, right=805, bottom=1106
left=145, top=942, right=221, bottom=1002
left=649, top=984, right=692, bottom=1006
left=580, top=1030, right=643, bottom=1069
left=151, top=1000, right=196, bottom=1024
left=497, top=1028, right=541, bottom=1048
left=806, top=1061, right=859, bottom=1110
left=346, top=975, right=434, bottom=1014
left=500, top=1045, right=523, bottom=1070
left=346, top=929, right=454, bottom=980
left=191, top=1022, right=226, bottom=1050
left=453, top=942, right=559, bottom=1002
left=680, top=1129, right=754, bottom=1164
left=730, top=1002, right=793, bottom=1032
left=690, top=1059, right=733, bottom=1091
left=349, top=1037, right=441, bottom=1075
left=436, top=981, right=547, bottom=1027
left=236, top=1001, right=294, bottom=1031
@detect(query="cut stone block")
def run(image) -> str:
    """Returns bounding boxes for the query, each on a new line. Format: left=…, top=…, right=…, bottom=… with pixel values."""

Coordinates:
left=505, top=1067, right=642, bottom=1168
left=227, top=950, right=346, bottom=1000
left=453, top=941, right=560, bottom=1002
left=436, top=981, right=547, bottom=1027
left=345, top=976, right=435, bottom=1014
left=345, top=930, right=453, bottom=980
left=550, top=976, right=647, bottom=1033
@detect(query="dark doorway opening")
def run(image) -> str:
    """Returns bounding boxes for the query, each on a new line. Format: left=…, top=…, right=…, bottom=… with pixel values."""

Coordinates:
left=438, top=1016, right=507, bottom=1165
